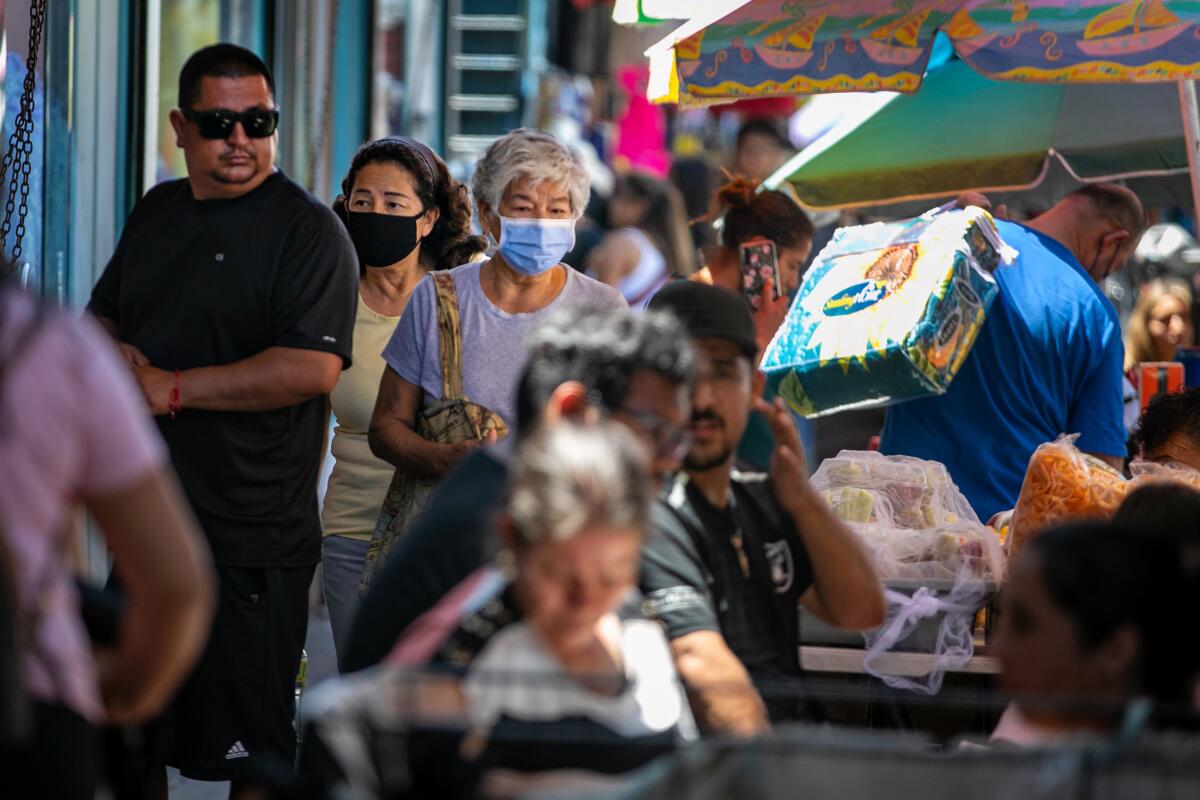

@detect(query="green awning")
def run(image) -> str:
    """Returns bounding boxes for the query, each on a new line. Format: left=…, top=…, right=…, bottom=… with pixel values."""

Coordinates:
left=765, top=59, right=1188, bottom=210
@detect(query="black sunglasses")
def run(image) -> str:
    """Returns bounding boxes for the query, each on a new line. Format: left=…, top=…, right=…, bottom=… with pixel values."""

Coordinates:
left=183, top=107, right=279, bottom=139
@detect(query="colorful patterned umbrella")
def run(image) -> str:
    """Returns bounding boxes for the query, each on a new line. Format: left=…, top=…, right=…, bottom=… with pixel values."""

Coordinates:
left=647, top=1, right=1200, bottom=106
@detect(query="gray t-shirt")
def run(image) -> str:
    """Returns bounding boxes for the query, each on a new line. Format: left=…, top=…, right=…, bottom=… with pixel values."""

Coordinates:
left=383, top=261, right=626, bottom=428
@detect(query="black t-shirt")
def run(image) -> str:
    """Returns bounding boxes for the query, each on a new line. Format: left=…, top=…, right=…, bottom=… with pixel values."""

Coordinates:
left=88, top=172, right=357, bottom=567
left=341, top=446, right=510, bottom=672
left=640, top=468, right=815, bottom=719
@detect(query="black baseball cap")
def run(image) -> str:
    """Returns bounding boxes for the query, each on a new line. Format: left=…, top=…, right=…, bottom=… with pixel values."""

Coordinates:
left=648, top=280, right=758, bottom=360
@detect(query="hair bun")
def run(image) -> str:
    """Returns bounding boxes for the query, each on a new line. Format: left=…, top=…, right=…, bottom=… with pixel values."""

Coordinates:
left=716, top=176, right=758, bottom=210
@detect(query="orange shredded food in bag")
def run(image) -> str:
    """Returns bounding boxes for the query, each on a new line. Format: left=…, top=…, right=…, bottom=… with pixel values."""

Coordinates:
left=1010, top=438, right=1128, bottom=554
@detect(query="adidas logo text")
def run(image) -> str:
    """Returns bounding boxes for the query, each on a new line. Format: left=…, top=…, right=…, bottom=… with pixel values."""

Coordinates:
left=225, top=741, right=250, bottom=760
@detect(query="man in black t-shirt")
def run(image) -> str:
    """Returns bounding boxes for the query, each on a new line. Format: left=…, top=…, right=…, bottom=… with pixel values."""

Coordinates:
left=642, top=282, right=885, bottom=735
left=88, top=44, right=356, bottom=789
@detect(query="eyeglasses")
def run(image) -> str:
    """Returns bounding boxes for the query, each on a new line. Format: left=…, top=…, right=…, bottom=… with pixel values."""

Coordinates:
left=615, top=406, right=693, bottom=463
left=183, top=107, right=280, bottom=139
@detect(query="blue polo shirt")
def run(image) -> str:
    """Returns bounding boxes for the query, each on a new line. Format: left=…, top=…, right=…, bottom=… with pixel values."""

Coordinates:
left=880, top=220, right=1126, bottom=522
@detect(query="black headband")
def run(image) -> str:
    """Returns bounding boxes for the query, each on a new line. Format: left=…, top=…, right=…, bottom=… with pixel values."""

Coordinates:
left=390, top=136, right=440, bottom=191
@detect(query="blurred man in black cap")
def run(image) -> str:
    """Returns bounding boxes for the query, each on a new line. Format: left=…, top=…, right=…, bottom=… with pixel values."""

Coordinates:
left=640, top=282, right=884, bottom=734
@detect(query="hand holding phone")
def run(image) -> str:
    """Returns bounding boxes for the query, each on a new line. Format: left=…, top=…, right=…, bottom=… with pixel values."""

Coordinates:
left=739, top=238, right=782, bottom=312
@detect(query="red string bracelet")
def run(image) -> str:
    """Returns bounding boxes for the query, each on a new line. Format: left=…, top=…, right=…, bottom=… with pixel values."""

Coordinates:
left=169, top=370, right=181, bottom=419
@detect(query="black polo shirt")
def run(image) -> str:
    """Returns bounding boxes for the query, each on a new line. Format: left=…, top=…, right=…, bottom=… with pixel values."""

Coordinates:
left=89, top=171, right=357, bottom=567
left=640, top=468, right=815, bottom=720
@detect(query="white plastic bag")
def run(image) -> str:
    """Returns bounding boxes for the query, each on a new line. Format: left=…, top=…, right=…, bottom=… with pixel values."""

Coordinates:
left=812, top=451, right=1006, bottom=692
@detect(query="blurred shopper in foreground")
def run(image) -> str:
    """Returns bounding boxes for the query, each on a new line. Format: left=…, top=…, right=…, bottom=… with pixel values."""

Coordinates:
left=302, top=422, right=694, bottom=798
left=89, top=43, right=358, bottom=791
left=322, top=137, right=485, bottom=667
left=586, top=171, right=695, bottom=308
left=343, top=306, right=695, bottom=673
left=1124, top=277, right=1194, bottom=370
left=0, top=287, right=213, bottom=798
left=993, top=521, right=1197, bottom=744
left=642, top=282, right=884, bottom=733
left=364, top=128, right=623, bottom=582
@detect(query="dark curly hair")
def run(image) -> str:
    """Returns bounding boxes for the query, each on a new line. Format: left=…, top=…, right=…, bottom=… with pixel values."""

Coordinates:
left=514, top=307, right=697, bottom=435
left=337, top=137, right=486, bottom=271
left=713, top=175, right=814, bottom=254
left=1131, top=387, right=1200, bottom=459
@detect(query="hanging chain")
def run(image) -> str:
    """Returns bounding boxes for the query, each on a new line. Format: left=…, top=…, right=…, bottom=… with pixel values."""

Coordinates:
left=1, top=0, right=49, bottom=276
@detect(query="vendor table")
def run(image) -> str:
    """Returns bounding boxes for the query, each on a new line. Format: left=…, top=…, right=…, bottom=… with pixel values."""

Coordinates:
left=800, top=645, right=1000, bottom=677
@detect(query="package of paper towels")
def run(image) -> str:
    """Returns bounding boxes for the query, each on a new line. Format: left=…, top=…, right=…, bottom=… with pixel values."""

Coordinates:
left=761, top=206, right=1013, bottom=418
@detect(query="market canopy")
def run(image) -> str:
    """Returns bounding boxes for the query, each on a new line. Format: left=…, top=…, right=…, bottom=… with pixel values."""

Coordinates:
left=763, top=57, right=1191, bottom=209
left=647, top=0, right=1200, bottom=106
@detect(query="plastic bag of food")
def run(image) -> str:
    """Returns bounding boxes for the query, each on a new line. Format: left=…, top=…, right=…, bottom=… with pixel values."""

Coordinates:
left=811, top=451, right=1004, bottom=693
left=761, top=206, right=1014, bottom=418
left=812, top=450, right=978, bottom=530
left=1010, top=435, right=1129, bottom=554
left=1128, top=459, right=1200, bottom=490
left=811, top=451, right=1005, bottom=583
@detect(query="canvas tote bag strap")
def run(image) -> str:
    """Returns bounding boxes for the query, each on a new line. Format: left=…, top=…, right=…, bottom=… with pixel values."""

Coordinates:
left=430, top=272, right=466, bottom=400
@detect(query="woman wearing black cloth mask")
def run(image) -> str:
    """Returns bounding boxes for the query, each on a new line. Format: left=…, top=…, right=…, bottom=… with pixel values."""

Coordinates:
left=324, top=138, right=486, bottom=666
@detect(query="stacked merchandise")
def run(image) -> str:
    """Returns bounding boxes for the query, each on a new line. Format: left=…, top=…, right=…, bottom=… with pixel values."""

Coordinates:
left=762, top=206, right=1013, bottom=418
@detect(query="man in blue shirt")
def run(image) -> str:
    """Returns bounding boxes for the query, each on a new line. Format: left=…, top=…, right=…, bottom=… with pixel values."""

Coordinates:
left=881, top=184, right=1144, bottom=522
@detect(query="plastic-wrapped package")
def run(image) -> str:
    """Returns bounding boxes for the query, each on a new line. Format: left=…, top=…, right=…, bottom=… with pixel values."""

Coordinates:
left=1009, top=435, right=1129, bottom=554
left=1129, top=459, right=1200, bottom=490
left=813, top=450, right=978, bottom=529
left=809, top=451, right=1005, bottom=693
left=761, top=206, right=1014, bottom=418
left=812, top=451, right=1004, bottom=582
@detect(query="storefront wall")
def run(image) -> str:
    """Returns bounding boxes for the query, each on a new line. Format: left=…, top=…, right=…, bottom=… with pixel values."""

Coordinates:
left=1, top=0, right=372, bottom=309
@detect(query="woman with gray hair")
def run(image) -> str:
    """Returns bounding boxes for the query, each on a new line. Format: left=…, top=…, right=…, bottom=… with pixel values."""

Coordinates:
left=369, top=128, right=625, bottom=484
left=300, top=420, right=694, bottom=797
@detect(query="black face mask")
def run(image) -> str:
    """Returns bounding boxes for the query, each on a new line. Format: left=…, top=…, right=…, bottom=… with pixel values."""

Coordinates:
left=344, top=211, right=423, bottom=268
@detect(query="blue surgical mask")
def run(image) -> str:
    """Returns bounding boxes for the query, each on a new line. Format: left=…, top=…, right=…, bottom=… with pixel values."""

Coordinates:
left=494, top=216, right=576, bottom=276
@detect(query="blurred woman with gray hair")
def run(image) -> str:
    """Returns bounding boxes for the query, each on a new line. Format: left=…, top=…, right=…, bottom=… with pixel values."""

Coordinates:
left=369, top=128, right=625, bottom=497
left=300, top=420, right=694, bottom=797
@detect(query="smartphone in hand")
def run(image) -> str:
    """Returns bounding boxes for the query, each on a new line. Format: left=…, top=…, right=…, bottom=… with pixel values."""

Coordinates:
left=739, top=238, right=781, bottom=312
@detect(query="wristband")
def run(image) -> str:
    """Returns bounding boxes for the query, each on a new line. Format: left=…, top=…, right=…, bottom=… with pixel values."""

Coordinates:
left=169, top=369, right=181, bottom=419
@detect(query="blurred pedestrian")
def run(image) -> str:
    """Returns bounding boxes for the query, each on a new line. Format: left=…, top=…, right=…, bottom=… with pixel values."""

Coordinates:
left=993, top=521, right=1196, bottom=744
left=323, top=138, right=485, bottom=667
left=669, top=156, right=719, bottom=267
left=1124, top=277, right=1194, bottom=369
left=302, top=422, right=694, bottom=798
left=0, top=287, right=214, bottom=798
left=88, top=43, right=357, bottom=793
left=363, top=128, right=624, bottom=582
left=586, top=171, right=695, bottom=308
left=732, top=117, right=795, bottom=183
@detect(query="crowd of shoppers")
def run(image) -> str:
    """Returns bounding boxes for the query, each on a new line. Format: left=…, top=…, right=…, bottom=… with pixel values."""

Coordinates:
left=6, top=38, right=1200, bottom=800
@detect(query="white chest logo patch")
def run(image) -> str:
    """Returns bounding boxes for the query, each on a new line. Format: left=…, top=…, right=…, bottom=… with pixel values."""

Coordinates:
left=764, top=540, right=794, bottom=594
